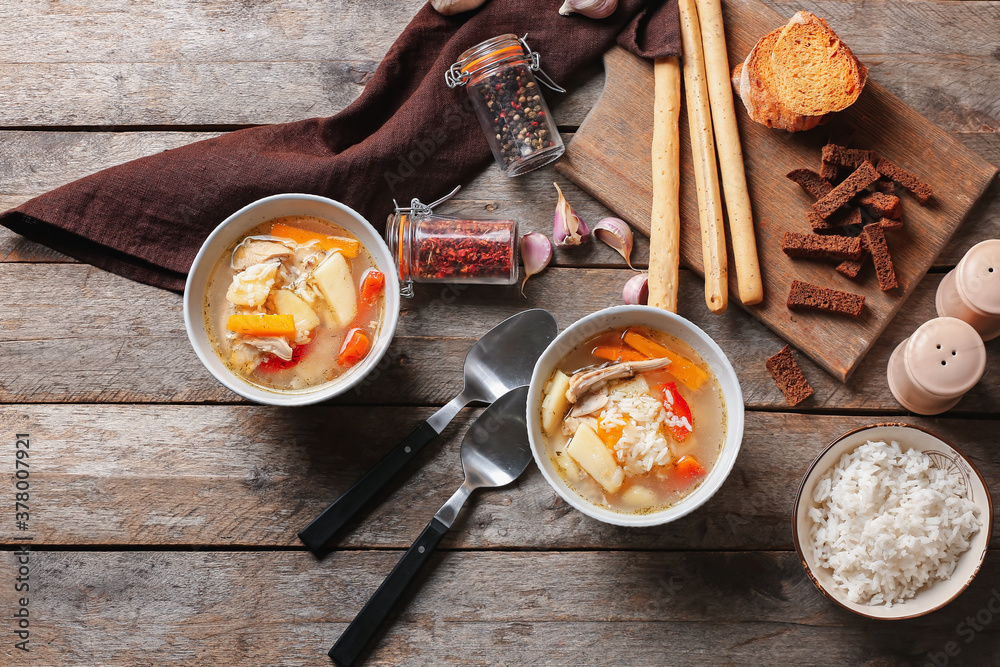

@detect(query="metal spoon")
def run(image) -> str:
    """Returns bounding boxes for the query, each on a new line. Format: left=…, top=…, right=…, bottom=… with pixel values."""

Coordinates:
left=328, top=385, right=532, bottom=667
left=298, top=309, right=557, bottom=554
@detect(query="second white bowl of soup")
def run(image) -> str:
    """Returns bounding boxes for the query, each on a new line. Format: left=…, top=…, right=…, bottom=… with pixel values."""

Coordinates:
left=184, top=193, right=400, bottom=406
left=527, top=306, right=744, bottom=527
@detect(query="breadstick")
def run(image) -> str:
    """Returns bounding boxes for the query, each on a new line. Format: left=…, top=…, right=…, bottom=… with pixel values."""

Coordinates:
left=648, top=56, right=682, bottom=313
left=694, top=0, right=763, bottom=306
left=678, top=0, right=727, bottom=314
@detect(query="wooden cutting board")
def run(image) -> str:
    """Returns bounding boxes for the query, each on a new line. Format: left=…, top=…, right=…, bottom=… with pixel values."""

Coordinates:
left=557, top=0, right=997, bottom=382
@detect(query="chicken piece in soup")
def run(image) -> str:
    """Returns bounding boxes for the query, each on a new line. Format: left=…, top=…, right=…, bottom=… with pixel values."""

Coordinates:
left=204, top=215, right=385, bottom=392
left=539, top=326, right=726, bottom=514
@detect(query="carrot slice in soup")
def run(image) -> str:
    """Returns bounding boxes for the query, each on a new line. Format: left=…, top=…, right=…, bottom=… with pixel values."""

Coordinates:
left=270, top=223, right=360, bottom=257
left=597, top=424, right=625, bottom=462
left=592, top=345, right=647, bottom=363
left=674, top=455, right=706, bottom=482
left=227, top=313, right=296, bottom=337
left=622, top=330, right=709, bottom=391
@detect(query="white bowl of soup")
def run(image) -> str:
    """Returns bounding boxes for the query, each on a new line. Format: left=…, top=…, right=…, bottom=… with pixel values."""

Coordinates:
left=183, top=193, right=400, bottom=406
left=527, top=306, right=744, bottom=527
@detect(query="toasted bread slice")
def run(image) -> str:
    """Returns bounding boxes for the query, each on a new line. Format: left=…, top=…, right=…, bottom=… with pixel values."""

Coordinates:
left=769, top=11, right=868, bottom=117
left=732, top=28, right=824, bottom=132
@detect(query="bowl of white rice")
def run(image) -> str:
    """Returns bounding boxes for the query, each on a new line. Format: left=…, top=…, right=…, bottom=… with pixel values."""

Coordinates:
left=793, top=423, right=992, bottom=619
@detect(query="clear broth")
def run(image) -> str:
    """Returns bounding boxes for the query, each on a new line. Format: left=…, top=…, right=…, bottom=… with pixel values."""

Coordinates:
left=541, top=326, right=727, bottom=514
left=204, top=215, right=384, bottom=392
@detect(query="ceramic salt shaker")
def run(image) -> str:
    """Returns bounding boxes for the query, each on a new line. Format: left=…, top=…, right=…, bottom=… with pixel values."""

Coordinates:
left=935, top=239, right=1000, bottom=341
left=887, top=317, right=986, bottom=415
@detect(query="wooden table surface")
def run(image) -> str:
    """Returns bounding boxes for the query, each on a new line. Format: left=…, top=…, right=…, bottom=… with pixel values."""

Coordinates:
left=1, top=1, right=998, bottom=665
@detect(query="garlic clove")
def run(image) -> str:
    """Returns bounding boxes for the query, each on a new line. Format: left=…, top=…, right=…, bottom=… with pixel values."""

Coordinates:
left=431, top=0, right=489, bottom=16
left=558, top=0, right=618, bottom=19
left=593, top=217, right=636, bottom=269
left=623, top=273, right=649, bottom=305
left=520, top=231, right=553, bottom=296
left=553, top=182, right=591, bottom=247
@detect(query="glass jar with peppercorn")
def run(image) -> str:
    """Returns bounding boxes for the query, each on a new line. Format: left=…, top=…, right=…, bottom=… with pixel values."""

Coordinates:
left=386, top=187, right=519, bottom=297
left=446, top=34, right=565, bottom=176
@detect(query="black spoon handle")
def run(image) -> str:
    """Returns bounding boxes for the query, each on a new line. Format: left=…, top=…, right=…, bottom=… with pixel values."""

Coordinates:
left=297, top=421, right=438, bottom=554
left=329, top=517, right=449, bottom=667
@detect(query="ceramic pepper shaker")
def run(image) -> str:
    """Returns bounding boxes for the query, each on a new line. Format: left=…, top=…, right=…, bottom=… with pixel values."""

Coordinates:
left=935, top=239, right=1000, bottom=341
left=887, top=317, right=986, bottom=415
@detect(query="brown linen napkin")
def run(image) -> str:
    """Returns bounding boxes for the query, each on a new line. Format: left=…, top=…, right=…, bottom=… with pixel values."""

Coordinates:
left=618, top=0, right=681, bottom=59
left=1, top=0, right=678, bottom=292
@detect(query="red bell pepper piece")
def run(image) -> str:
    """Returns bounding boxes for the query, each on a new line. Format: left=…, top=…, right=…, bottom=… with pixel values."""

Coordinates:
left=257, top=342, right=309, bottom=372
left=338, top=329, right=370, bottom=368
left=657, top=381, right=693, bottom=442
left=360, top=270, right=385, bottom=304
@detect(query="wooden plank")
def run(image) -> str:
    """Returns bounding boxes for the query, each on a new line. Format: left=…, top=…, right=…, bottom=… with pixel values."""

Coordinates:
left=1, top=262, right=999, bottom=410
left=0, top=1, right=995, bottom=128
left=0, top=62, right=374, bottom=127
left=0, top=1, right=425, bottom=64
left=0, top=0, right=420, bottom=126
left=766, top=1, right=1000, bottom=58
left=1, top=549, right=999, bottom=664
left=0, top=407, right=996, bottom=548
left=6, top=0, right=995, bottom=65
left=558, top=37, right=996, bottom=382
left=0, top=54, right=995, bottom=131
left=4, top=55, right=997, bottom=130
left=943, top=133, right=1000, bottom=266
left=0, top=0, right=597, bottom=128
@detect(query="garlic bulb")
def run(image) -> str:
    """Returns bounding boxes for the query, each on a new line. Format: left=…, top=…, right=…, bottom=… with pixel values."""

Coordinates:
left=431, top=0, right=489, bottom=16
left=593, top=217, right=635, bottom=269
left=519, top=232, right=553, bottom=296
left=623, top=273, right=649, bottom=305
left=553, top=182, right=590, bottom=247
left=558, top=0, right=618, bottom=19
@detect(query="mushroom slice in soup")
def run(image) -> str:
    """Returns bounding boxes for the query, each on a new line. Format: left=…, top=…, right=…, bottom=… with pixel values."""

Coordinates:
left=569, top=389, right=609, bottom=418
left=232, top=239, right=293, bottom=271
left=566, top=357, right=671, bottom=403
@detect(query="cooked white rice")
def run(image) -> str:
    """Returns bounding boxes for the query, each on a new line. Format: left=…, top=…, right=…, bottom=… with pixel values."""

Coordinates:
left=809, top=440, right=981, bottom=606
left=598, top=379, right=681, bottom=474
